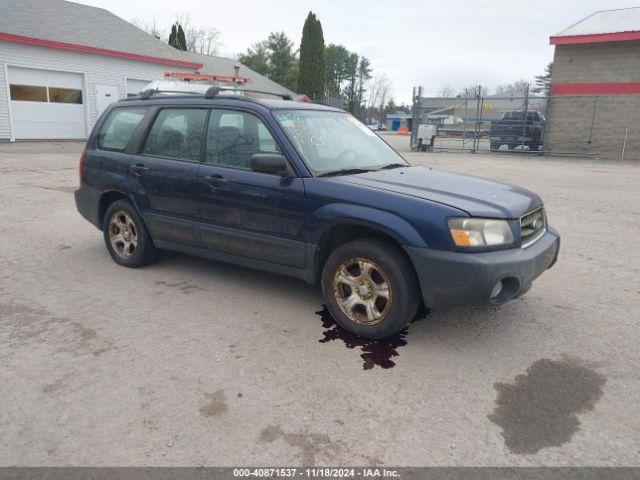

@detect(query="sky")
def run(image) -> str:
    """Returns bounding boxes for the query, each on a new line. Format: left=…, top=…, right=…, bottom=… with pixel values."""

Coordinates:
left=82, top=0, right=639, bottom=104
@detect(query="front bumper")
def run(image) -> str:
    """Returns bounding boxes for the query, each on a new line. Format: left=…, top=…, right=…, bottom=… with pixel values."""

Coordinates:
left=405, top=227, right=560, bottom=307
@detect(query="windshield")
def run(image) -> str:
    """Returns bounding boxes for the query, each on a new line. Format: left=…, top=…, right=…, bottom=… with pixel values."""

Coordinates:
left=274, top=110, right=407, bottom=175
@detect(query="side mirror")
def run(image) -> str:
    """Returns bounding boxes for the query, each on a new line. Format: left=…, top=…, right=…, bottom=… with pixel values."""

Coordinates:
left=250, top=154, right=289, bottom=176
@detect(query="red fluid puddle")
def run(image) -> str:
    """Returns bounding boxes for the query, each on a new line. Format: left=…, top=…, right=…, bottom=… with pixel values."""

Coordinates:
left=316, top=305, right=429, bottom=370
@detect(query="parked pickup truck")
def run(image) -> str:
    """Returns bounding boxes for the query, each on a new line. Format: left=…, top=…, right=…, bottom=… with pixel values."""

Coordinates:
left=75, top=86, right=560, bottom=339
left=489, top=111, right=545, bottom=151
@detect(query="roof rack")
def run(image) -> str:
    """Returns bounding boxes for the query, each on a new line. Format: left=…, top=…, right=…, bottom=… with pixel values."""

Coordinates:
left=134, top=87, right=293, bottom=102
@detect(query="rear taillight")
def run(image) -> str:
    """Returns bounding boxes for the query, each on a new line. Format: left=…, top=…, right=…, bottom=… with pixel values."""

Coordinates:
left=79, top=148, right=86, bottom=185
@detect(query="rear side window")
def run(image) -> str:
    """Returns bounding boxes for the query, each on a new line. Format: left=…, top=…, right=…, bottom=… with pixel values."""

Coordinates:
left=143, top=108, right=207, bottom=161
left=97, top=107, right=148, bottom=151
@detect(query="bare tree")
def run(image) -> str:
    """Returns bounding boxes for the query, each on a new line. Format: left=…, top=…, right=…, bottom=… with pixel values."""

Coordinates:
left=366, top=75, right=392, bottom=124
left=458, top=84, right=489, bottom=98
left=493, top=80, right=530, bottom=97
left=130, top=16, right=165, bottom=40
left=174, top=12, right=222, bottom=56
left=192, top=27, right=222, bottom=56
left=438, top=85, right=455, bottom=98
left=131, top=13, right=222, bottom=56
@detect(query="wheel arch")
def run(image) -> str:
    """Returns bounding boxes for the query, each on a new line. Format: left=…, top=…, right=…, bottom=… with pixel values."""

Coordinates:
left=313, top=218, right=423, bottom=285
left=98, top=189, right=143, bottom=231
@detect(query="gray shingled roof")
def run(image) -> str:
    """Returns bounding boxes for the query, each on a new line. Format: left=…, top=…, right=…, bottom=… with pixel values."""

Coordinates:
left=180, top=52, right=297, bottom=98
left=0, top=0, right=192, bottom=63
left=0, top=0, right=297, bottom=96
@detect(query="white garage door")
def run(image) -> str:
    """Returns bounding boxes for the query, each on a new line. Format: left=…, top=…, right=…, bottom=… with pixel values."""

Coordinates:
left=8, top=66, right=86, bottom=139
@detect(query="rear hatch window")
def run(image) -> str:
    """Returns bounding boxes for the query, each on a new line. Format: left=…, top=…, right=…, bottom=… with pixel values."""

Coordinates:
left=97, top=107, right=148, bottom=152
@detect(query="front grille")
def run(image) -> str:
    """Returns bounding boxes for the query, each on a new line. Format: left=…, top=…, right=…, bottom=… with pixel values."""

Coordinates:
left=520, top=207, right=546, bottom=248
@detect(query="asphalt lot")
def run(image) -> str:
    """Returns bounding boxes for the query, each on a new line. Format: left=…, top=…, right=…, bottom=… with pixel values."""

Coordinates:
left=1, top=137, right=639, bottom=467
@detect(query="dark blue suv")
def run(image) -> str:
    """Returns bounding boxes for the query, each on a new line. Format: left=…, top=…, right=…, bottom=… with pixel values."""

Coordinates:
left=75, top=88, right=560, bottom=339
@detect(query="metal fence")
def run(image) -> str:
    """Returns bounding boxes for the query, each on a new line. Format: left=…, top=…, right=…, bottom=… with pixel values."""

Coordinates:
left=410, top=85, right=639, bottom=160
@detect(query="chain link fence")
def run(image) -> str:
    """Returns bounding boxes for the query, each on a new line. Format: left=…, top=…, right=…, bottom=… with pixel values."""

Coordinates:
left=410, top=86, right=639, bottom=160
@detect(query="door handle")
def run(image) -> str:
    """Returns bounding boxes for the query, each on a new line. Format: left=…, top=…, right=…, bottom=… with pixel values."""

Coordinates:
left=130, top=164, right=150, bottom=176
left=204, top=174, right=228, bottom=186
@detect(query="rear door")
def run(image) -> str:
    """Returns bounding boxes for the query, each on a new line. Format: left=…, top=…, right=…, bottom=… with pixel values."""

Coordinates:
left=196, top=108, right=306, bottom=268
left=129, top=107, right=207, bottom=246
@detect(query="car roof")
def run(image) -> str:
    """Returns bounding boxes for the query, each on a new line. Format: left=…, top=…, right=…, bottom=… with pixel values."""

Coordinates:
left=120, top=94, right=344, bottom=113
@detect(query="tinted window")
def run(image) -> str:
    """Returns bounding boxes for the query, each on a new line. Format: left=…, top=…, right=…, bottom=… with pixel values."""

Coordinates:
left=206, top=110, right=281, bottom=168
left=49, top=87, right=83, bottom=104
left=98, top=107, right=148, bottom=151
left=502, top=112, right=540, bottom=121
left=10, top=84, right=47, bottom=102
left=144, top=109, right=207, bottom=161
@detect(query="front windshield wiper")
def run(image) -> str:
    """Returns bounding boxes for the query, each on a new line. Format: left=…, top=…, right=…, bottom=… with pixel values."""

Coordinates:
left=317, top=167, right=376, bottom=177
left=377, top=163, right=407, bottom=170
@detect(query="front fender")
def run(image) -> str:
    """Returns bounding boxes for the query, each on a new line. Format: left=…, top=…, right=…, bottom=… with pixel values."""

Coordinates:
left=308, top=203, right=428, bottom=247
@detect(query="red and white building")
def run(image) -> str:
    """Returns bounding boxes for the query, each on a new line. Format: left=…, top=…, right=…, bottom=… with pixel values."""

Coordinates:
left=546, top=7, right=640, bottom=158
left=0, top=0, right=294, bottom=141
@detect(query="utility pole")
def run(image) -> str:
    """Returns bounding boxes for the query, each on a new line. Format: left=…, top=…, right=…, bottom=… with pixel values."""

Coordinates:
left=410, top=86, right=423, bottom=148
left=521, top=83, right=530, bottom=151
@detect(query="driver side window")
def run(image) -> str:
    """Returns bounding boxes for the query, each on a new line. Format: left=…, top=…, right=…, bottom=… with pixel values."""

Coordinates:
left=206, top=110, right=281, bottom=169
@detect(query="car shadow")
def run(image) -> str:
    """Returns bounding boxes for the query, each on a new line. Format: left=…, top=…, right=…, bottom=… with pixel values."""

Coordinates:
left=156, top=250, right=527, bottom=345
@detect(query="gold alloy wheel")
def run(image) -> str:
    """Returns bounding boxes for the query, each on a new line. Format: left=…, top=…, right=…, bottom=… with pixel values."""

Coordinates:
left=108, top=211, right=138, bottom=259
left=332, top=257, right=392, bottom=326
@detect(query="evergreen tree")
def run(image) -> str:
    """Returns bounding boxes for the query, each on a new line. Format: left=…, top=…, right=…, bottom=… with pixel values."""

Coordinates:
left=343, top=52, right=360, bottom=114
left=266, top=32, right=298, bottom=91
left=356, top=56, right=372, bottom=109
left=168, top=24, right=178, bottom=49
left=238, top=41, right=271, bottom=76
left=532, top=62, right=553, bottom=96
left=237, top=32, right=298, bottom=92
left=177, top=24, right=187, bottom=51
left=168, top=22, right=187, bottom=51
left=324, top=44, right=349, bottom=98
left=297, top=12, right=325, bottom=100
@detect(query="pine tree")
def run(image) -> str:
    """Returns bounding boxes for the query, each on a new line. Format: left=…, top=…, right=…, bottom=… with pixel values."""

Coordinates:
left=532, top=62, right=553, bottom=96
left=177, top=24, right=187, bottom=51
left=168, top=23, right=187, bottom=51
left=168, top=24, right=178, bottom=49
left=297, top=12, right=325, bottom=100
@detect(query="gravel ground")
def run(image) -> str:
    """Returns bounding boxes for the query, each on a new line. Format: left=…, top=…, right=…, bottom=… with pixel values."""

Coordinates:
left=0, top=138, right=639, bottom=467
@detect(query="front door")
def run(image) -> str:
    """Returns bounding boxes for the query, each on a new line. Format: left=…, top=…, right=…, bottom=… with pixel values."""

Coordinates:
left=95, top=84, right=120, bottom=118
left=197, top=108, right=306, bottom=268
left=131, top=107, right=207, bottom=246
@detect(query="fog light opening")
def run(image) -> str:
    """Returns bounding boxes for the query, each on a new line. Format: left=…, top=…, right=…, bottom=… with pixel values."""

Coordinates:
left=491, top=280, right=504, bottom=300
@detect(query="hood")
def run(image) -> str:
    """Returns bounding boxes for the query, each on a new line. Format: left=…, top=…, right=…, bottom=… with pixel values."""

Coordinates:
left=336, top=166, right=542, bottom=218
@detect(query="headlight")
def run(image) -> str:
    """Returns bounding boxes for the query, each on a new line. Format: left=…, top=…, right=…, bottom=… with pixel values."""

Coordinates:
left=448, top=218, right=514, bottom=247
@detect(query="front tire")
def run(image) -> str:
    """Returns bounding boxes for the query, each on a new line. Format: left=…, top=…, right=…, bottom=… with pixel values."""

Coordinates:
left=321, top=239, right=420, bottom=339
left=102, top=199, right=159, bottom=268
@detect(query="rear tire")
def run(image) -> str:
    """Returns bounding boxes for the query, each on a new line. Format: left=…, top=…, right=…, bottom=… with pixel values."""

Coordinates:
left=321, top=239, right=420, bottom=339
left=102, top=199, right=159, bottom=268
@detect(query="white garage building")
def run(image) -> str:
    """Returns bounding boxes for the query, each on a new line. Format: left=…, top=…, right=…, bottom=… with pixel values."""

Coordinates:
left=0, top=0, right=295, bottom=142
